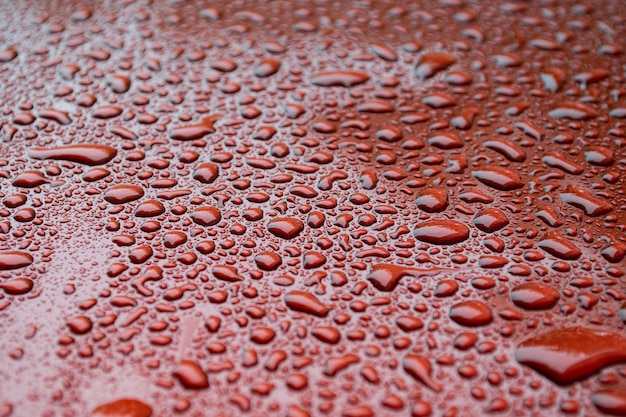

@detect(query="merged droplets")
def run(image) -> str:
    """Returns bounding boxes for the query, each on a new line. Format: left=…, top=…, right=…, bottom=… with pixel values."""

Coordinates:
left=27, top=144, right=117, bottom=166
left=515, top=327, right=626, bottom=385
left=402, top=355, right=442, bottom=392
left=169, top=116, right=219, bottom=141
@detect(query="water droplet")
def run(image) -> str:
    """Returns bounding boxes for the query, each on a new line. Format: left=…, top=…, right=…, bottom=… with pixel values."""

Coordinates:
left=254, top=57, right=281, bottom=77
left=134, top=200, right=165, bottom=217
left=482, top=139, right=526, bottom=162
left=413, top=220, right=469, bottom=245
left=549, top=102, right=599, bottom=120
left=310, top=70, right=370, bottom=87
left=366, top=264, right=451, bottom=291
left=172, top=360, right=209, bottom=389
left=267, top=218, right=304, bottom=239
left=0, top=251, right=33, bottom=270
left=591, top=390, right=626, bottom=416
left=510, top=283, right=559, bottom=310
left=473, top=208, right=509, bottom=233
left=402, top=355, right=442, bottom=392
left=472, top=167, right=523, bottom=191
left=169, top=115, right=219, bottom=141
left=190, top=207, right=221, bottom=226
left=284, top=291, right=330, bottom=317
left=538, top=231, right=582, bottom=260
left=92, top=399, right=153, bottom=417
left=428, top=132, right=463, bottom=149
left=104, top=185, right=144, bottom=204
left=449, top=300, right=493, bottom=327
left=0, top=278, right=34, bottom=295
left=415, top=52, right=457, bottom=80
left=560, top=185, right=613, bottom=217
left=515, top=327, right=626, bottom=385
left=254, top=251, right=282, bottom=271
left=415, top=189, right=448, bottom=212
left=67, top=316, right=93, bottom=334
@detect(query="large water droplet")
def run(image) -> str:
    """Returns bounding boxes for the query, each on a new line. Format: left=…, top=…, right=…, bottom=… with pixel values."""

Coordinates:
left=515, top=327, right=626, bottom=385
left=510, top=283, right=559, bottom=310
left=310, top=70, right=370, bottom=87
left=28, top=144, right=117, bottom=166
left=267, top=218, right=304, bottom=239
left=413, top=220, right=469, bottom=245
left=284, top=291, right=330, bottom=317
left=92, top=399, right=153, bottom=417
left=449, top=300, right=493, bottom=327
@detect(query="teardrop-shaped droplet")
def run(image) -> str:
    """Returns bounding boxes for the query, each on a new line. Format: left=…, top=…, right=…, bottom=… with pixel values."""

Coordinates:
left=0, top=277, right=34, bottom=295
left=402, top=354, right=442, bottom=392
left=172, top=360, right=209, bottom=389
left=0, top=251, right=33, bottom=270
left=284, top=291, right=330, bottom=317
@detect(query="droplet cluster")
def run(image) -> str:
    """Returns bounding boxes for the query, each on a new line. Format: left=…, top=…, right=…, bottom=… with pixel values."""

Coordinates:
left=0, top=0, right=625, bottom=416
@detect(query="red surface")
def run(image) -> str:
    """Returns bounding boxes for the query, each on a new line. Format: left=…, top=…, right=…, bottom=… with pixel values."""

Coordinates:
left=0, top=1, right=625, bottom=416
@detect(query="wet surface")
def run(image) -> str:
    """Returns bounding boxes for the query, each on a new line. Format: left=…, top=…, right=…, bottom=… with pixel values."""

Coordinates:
left=0, top=0, right=625, bottom=416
